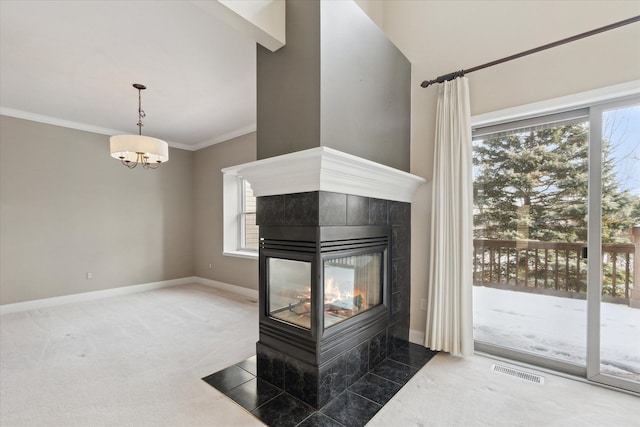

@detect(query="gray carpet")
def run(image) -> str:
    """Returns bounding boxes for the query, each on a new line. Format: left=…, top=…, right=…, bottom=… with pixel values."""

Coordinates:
left=370, top=353, right=638, bottom=427
left=1, top=284, right=636, bottom=426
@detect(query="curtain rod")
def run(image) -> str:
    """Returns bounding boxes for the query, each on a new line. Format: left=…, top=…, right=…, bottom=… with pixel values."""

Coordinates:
left=420, top=15, right=640, bottom=88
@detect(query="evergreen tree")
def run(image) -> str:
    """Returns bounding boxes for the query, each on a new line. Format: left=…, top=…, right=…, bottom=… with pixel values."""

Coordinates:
left=473, top=122, right=634, bottom=243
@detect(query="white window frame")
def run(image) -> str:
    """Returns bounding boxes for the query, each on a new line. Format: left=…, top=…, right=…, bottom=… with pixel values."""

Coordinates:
left=223, top=174, right=259, bottom=259
left=470, top=80, right=640, bottom=394
left=471, top=81, right=639, bottom=130
left=238, top=178, right=258, bottom=252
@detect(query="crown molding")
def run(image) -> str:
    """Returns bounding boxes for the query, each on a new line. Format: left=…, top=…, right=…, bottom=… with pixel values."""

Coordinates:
left=1, top=107, right=124, bottom=137
left=222, top=146, right=426, bottom=203
left=190, top=123, right=257, bottom=151
left=0, top=107, right=254, bottom=152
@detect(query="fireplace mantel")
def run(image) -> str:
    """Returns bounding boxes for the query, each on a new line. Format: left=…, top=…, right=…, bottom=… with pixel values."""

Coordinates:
left=222, top=147, right=426, bottom=203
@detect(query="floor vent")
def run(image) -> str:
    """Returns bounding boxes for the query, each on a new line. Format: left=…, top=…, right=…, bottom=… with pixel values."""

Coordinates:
left=490, top=364, right=545, bottom=384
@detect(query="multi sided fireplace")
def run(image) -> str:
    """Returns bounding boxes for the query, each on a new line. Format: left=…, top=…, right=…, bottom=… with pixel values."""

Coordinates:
left=222, top=147, right=424, bottom=408
left=267, top=247, right=384, bottom=330
left=259, top=225, right=390, bottom=367
left=257, top=218, right=392, bottom=408
left=253, top=183, right=407, bottom=408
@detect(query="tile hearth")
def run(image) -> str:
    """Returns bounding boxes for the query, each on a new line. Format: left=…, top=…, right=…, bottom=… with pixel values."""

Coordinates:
left=203, top=342, right=438, bottom=427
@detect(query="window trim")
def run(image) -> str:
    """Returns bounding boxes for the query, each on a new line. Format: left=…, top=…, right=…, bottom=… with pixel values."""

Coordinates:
left=238, top=178, right=258, bottom=252
left=472, top=108, right=589, bottom=140
left=471, top=80, right=639, bottom=130
left=222, top=174, right=258, bottom=260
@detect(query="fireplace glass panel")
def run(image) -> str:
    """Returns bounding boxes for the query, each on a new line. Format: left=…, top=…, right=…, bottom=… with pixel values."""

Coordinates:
left=324, top=252, right=382, bottom=328
left=268, top=257, right=312, bottom=329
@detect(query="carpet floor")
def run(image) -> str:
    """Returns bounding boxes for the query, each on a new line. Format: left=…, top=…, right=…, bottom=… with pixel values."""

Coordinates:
left=1, top=284, right=637, bottom=426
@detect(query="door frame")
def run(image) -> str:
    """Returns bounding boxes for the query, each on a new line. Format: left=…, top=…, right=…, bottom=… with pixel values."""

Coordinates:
left=586, top=96, right=640, bottom=393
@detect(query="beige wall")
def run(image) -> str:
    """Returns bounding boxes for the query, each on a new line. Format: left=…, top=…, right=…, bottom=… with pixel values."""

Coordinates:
left=0, top=116, right=194, bottom=304
left=376, top=0, right=640, bottom=334
left=3, top=1, right=638, bottom=316
left=0, top=115, right=258, bottom=305
left=193, top=132, right=258, bottom=290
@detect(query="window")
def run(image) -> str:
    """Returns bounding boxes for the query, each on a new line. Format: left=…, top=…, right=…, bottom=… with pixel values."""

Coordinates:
left=222, top=174, right=259, bottom=259
left=239, top=178, right=258, bottom=251
left=470, top=82, right=640, bottom=393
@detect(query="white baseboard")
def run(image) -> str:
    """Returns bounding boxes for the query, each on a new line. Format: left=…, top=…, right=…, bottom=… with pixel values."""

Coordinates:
left=409, top=328, right=425, bottom=345
left=0, top=276, right=260, bottom=315
left=0, top=277, right=197, bottom=315
left=194, top=277, right=259, bottom=300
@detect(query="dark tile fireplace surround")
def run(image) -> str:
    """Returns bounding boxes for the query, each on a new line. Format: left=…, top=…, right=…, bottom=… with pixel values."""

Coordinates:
left=203, top=189, right=437, bottom=426
left=255, top=191, right=412, bottom=408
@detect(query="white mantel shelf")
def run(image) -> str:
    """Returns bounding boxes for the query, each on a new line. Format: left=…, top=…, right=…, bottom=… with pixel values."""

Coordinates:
left=222, top=147, right=426, bottom=203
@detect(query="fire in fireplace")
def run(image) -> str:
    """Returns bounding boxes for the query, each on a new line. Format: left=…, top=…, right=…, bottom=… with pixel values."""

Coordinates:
left=268, top=251, right=383, bottom=329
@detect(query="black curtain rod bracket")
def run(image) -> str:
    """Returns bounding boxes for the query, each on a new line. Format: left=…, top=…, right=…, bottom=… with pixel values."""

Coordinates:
left=420, top=15, right=640, bottom=88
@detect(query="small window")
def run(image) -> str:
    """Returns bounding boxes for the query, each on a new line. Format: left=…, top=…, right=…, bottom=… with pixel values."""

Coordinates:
left=222, top=174, right=259, bottom=259
left=240, top=178, right=259, bottom=251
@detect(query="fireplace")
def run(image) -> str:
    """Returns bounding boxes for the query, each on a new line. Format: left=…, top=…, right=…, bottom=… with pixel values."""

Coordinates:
left=257, top=208, right=395, bottom=407
left=259, top=224, right=390, bottom=371
left=222, top=147, right=424, bottom=408
left=267, top=247, right=384, bottom=330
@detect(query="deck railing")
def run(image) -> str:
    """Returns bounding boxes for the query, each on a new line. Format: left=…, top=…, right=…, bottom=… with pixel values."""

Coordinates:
left=473, top=239, right=634, bottom=304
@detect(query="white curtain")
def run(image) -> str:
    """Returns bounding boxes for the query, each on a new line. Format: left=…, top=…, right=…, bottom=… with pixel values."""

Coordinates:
left=424, top=77, right=474, bottom=356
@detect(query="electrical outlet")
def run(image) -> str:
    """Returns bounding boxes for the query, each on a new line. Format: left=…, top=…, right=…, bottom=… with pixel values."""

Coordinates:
left=208, top=263, right=212, bottom=269
left=86, top=272, right=93, bottom=280
left=420, top=298, right=427, bottom=311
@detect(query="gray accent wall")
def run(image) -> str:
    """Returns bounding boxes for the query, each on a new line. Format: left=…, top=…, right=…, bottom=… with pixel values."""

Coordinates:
left=257, top=0, right=321, bottom=160
left=320, top=1, right=410, bottom=170
left=257, top=0, right=410, bottom=172
left=0, top=116, right=194, bottom=304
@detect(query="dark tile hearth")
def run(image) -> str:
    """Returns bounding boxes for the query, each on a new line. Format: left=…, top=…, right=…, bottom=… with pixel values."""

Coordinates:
left=202, top=365, right=254, bottom=393
left=387, top=343, right=439, bottom=369
left=297, top=413, right=344, bottom=427
left=236, top=355, right=258, bottom=376
left=226, top=378, right=281, bottom=412
left=202, top=342, right=438, bottom=427
left=371, top=359, right=419, bottom=386
left=348, top=373, right=402, bottom=405
left=251, top=393, right=316, bottom=427
left=320, top=391, right=381, bottom=427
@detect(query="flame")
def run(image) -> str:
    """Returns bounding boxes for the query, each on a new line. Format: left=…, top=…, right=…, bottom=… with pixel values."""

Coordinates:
left=325, top=276, right=349, bottom=303
left=324, top=277, right=364, bottom=307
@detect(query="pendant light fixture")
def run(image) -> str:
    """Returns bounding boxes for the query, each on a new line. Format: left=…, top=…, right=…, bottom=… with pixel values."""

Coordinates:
left=110, top=83, right=169, bottom=169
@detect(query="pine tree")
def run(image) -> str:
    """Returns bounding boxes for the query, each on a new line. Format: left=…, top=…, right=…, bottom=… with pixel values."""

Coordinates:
left=473, top=122, right=635, bottom=244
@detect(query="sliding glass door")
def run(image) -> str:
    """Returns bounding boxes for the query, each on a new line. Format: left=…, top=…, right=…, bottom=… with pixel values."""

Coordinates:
left=472, top=95, right=640, bottom=393
left=472, top=110, right=590, bottom=375
left=587, top=99, right=640, bottom=392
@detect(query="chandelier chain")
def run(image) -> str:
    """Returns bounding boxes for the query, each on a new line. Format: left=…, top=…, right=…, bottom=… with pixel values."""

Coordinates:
left=137, top=86, right=146, bottom=136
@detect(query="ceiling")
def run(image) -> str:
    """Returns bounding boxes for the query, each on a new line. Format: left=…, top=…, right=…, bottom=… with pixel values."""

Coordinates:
left=0, top=0, right=257, bottom=150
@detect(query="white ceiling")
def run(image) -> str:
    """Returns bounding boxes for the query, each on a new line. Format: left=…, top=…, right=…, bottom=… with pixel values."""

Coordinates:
left=0, top=0, right=257, bottom=150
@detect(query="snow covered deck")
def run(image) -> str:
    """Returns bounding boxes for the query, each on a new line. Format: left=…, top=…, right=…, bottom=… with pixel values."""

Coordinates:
left=473, top=286, right=640, bottom=380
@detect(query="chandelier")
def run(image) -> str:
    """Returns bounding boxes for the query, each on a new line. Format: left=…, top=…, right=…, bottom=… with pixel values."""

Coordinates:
left=110, top=83, right=169, bottom=169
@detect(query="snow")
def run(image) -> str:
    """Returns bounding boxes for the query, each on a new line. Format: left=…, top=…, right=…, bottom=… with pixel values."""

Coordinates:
left=473, top=286, right=640, bottom=379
